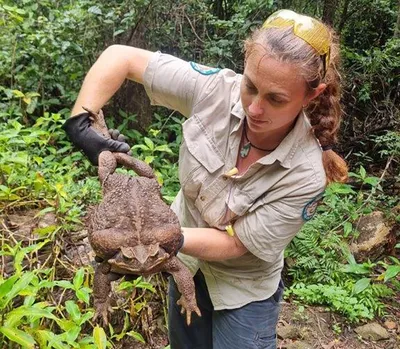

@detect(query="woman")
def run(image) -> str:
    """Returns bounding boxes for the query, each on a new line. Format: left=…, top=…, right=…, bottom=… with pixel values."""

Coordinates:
left=64, top=9, right=348, bottom=349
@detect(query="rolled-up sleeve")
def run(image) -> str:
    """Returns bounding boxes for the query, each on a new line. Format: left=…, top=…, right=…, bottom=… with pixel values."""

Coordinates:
left=143, top=52, right=219, bottom=117
left=234, top=190, right=323, bottom=263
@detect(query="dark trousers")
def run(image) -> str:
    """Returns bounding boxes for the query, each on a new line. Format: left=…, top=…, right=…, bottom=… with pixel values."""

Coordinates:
left=168, top=271, right=283, bottom=349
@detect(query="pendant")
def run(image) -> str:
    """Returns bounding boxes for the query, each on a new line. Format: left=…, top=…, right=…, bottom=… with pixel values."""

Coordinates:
left=240, top=142, right=251, bottom=158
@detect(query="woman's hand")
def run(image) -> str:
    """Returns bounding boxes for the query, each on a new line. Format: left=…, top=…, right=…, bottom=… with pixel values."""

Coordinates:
left=63, top=112, right=131, bottom=165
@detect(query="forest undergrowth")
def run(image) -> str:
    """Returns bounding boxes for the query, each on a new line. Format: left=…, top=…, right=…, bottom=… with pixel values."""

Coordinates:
left=1, top=0, right=399, bottom=347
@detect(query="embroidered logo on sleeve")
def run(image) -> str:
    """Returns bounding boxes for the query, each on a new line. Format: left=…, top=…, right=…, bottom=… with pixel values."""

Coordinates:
left=302, top=193, right=324, bottom=221
left=190, top=61, right=221, bottom=75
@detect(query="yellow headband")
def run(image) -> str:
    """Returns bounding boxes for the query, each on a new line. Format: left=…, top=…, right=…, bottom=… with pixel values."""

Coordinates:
left=263, top=10, right=331, bottom=77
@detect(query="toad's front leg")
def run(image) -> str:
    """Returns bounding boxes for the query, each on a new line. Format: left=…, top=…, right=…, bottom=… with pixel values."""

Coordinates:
left=92, top=262, right=113, bottom=325
left=163, top=257, right=201, bottom=325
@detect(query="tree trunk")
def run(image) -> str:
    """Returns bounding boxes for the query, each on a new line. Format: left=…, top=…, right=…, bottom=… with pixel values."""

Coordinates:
left=338, top=0, right=352, bottom=33
left=322, top=0, right=339, bottom=26
left=395, top=0, right=400, bottom=38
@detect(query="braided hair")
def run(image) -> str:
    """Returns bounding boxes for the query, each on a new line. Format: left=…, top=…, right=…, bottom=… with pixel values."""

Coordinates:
left=244, top=25, right=348, bottom=184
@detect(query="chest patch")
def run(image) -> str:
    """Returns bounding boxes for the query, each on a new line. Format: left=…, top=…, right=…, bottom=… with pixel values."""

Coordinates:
left=302, top=193, right=324, bottom=221
left=190, top=61, right=221, bottom=75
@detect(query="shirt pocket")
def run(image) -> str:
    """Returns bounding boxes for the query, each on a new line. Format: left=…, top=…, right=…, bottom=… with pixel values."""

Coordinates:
left=179, top=114, right=224, bottom=201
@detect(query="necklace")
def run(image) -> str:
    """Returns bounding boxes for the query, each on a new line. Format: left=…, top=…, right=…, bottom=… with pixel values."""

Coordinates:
left=239, top=119, right=277, bottom=158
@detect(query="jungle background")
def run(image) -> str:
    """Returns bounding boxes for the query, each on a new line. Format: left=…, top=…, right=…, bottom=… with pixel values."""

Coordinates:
left=0, top=0, right=399, bottom=348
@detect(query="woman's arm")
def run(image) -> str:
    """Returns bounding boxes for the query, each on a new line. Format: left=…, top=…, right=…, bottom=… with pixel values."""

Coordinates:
left=180, top=227, right=248, bottom=261
left=72, top=45, right=153, bottom=115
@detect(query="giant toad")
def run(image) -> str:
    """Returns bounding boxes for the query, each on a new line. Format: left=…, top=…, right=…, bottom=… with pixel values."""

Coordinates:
left=84, top=108, right=200, bottom=325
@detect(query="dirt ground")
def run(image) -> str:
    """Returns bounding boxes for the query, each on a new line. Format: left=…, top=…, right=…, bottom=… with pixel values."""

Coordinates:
left=3, top=212, right=398, bottom=349
left=119, top=300, right=399, bottom=349
left=276, top=302, right=399, bottom=349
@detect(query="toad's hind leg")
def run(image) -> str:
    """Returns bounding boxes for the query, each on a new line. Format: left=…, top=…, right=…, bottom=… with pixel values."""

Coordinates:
left=163, top=257, right=201, bottom=326
left=92, top=262, right=113, bottom=325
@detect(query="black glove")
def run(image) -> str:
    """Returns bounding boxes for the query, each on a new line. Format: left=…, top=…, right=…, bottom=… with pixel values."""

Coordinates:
left=62, top=112, right=130, bottom=165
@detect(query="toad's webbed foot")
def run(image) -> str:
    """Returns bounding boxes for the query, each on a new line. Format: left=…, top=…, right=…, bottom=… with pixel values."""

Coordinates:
left=177, top=294, right=201, bottom=326
left=163, top=256, right=201, bottom=326
left=92, top=298, right=113, bottom=326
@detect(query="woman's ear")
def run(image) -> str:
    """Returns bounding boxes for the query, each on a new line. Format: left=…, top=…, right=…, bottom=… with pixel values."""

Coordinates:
left=307, top=83, right=327, bottom=103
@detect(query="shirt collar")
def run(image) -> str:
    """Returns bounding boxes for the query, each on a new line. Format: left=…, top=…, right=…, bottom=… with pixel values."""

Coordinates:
left=266, top=111, right=311, bottom=169
left=231, top=100, right=312, bottom=169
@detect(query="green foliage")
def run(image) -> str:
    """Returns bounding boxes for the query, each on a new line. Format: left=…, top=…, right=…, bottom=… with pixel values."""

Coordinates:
left=0, top=260, right=103, bottom=348
left=285, top=167, right=399, bottom=322
left=0, top=0, right=155, bottom=118
left=1, top=0, right=399, bottom=344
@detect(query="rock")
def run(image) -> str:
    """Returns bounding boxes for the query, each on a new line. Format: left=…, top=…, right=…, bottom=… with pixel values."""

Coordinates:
left=285, top=340, right=313, bottom=349
left=37, top=212, right=57, bottom=228
left=277, top=325, right=301, bottom=339
left=354, top=322, right=390, bottom=341
left=63, top=233, right=95, bottom=267
left=350, top=211, right=393, bottom=261
left=384, top=320, right=397, bottom=330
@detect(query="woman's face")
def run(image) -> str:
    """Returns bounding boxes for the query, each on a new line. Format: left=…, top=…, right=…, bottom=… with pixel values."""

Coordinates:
left=240, top=46, right=320, bottom=135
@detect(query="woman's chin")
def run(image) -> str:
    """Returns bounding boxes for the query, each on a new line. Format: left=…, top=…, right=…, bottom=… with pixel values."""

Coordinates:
left=247, top=117, right=272, bottom=133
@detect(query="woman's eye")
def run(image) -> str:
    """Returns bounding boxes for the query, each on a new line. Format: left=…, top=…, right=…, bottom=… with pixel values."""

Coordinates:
left=270, top=97, right=286, bottom=105
left=246, top=84, right=257, bottom=92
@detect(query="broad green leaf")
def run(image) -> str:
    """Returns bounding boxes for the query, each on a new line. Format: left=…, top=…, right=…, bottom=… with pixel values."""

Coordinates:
left=48, top=337, right=70, bottom=349
left=53, top=280, right=73, bottom=289
left=12, top=89, right=25, bottom=98
left=145, top=155, right=155, bottom=164
left=88, top=6, right=102, bottom=15
left=4, top=272, right=35, bottom=307
left=131, top=144, right=150, bottom=151
left=73, top=268, right=85, bottom=289
left=154, top=144, right=173, bottom=153
left=35, top=329, right=52, bottom=347
left=0, top=326, right=36, bottom=348
left=5, top=306, right=58, bottom=327
left=32, top=225, right=58, bottom=236
left=134, top=281, right=155, bottom=292
left=118, top=281, right=134, bottom=291
left=144, top=137, right=154, bottom=150
left=113, top=29, right=125, bottom=37
left=353, top=278, right=371, bottom=294
left=127, top=330, right=145, bottom=343
left=0, top=275, right=18, bottom=301
left=1, top=193, right=21, bottom=200
left=343, top=222, right=353, bottom=237
left=26, top=98, right=38, bottom=114
left=58, top=324, right=80, bottom=343
left=359, top=166, right=366, bottom=179
left=25, top=92, right=40, bottom=98
left=93, top=326, right=107, bottom=349
left=383, top=265, right=400, bottom=282
left=65, top=300, right=81, bottom=323
left=363, top=177, right=379, bottom=186
left=76, top=288, right=91, bottom=305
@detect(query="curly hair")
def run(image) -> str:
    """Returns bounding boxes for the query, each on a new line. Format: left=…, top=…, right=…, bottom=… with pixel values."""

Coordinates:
left=244, top=25, right=348, bottom=184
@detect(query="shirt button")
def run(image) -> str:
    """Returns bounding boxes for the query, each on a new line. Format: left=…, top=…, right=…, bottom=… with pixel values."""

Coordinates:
left=200, top=196, right=206, bottom=201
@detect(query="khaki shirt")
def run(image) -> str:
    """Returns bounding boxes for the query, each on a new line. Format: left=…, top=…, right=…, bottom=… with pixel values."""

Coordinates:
left=143, top=52, right=326, bottom=310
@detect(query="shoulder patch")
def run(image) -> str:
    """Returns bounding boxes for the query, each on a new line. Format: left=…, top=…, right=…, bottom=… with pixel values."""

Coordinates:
left=190, top=61, right=221, bottom=75
left=302, top=192, right=324, bottom=221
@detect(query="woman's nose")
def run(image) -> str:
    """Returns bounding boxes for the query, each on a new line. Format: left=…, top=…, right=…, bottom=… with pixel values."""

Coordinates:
left=248, top=98, right=264, bottom=117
